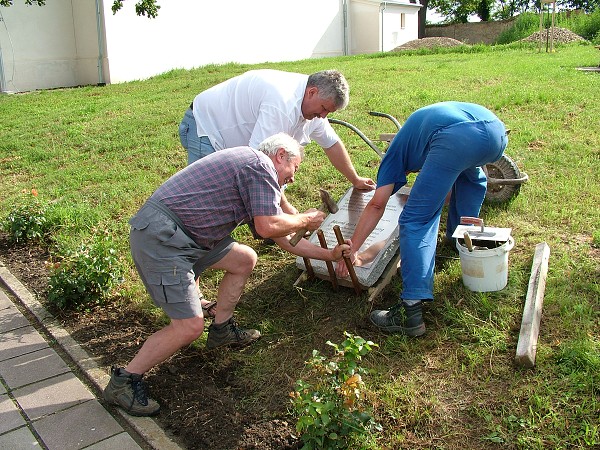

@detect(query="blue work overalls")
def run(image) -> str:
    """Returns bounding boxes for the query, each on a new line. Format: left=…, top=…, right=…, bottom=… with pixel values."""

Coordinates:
left=377, top=102, right=508, bottom=301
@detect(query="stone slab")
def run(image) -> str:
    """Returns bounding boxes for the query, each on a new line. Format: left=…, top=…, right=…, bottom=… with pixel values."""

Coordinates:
left=296, top=186, right=408, bottom=287
left=13, top=372, right=95, bottom=421
left=0, top=288, right=12, bottom=309
left=0, top=392, right=27, bottom=434
left=0, top=325, right=49, bottom=362
left=0, top=347, right=71, bottom=389
left=0, top=425, right=41, bottom=449
left=33, top=400, right=125, bottom=450
left=0, top=302, right=30, bottom=333
left=84, top=432, right=143, bottom=450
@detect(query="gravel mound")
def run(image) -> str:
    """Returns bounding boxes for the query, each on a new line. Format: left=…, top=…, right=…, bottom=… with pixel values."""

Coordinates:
left=392, top=36, right=465, bottom=51
left=521, top=27, right=586, bottom=43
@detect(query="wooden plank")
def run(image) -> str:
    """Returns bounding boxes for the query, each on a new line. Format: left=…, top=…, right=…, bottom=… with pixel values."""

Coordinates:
left=515, top=242, right=551, bottom=368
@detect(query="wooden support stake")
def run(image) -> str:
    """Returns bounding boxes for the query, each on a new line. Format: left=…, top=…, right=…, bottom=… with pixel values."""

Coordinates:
left=303, top=256, right=315, bottom=280
left=316, top=230, right=338, bottom=290
left=333, top=225, right=362, bottom=295
left=515, top=242, right=550, bottom=368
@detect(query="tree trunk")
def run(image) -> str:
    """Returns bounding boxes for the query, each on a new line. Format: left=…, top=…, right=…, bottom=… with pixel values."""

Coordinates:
left=418, top=0, right=429, bottom=39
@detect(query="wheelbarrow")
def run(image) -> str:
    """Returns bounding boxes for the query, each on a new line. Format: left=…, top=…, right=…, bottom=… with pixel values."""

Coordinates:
left=329, top=111, right=529, bottom=204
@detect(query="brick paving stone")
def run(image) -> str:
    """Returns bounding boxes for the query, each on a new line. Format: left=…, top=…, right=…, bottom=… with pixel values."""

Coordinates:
left=0, top=347, right=71, bottom=389
left=84, top=432, right=143, bottom=449
left=0, top=303, right=30, bottom=332
left=0, top=425, right=41, bottom=449
left=12, top=372, right=95, bottom=421
left=0, top=289, right=12, bottom=309
left=33, top=400, right=126, bottom=450
left=0, top=325, right=48, bottom=362
left=0, top=392, right=27, bottom=434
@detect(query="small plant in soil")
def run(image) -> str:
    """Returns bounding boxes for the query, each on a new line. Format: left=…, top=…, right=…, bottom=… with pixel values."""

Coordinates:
left=47, top=231, right=124, bottom=310
left=290, top=332, right=381, bottom=450
left=1, top=189, right=54, bottom=244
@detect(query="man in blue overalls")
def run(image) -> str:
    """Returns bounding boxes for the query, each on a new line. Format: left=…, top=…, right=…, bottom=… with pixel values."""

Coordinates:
left=336, top=101, right=509, bottom=336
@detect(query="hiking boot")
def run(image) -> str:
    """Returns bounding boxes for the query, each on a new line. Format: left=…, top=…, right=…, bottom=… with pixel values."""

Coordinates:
left=369, top=301, right=426, bottom=337
left=103, top=366, right=160, bottom=416
left=206, top=317, right=261, bottom=349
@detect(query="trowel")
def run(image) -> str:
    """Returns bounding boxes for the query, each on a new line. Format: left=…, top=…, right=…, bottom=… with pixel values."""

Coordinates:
left=451, top=216, right=512, bottom=243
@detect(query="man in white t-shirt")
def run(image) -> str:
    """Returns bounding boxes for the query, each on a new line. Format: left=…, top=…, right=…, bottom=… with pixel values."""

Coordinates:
left=178, top=69, right=375, bottom=214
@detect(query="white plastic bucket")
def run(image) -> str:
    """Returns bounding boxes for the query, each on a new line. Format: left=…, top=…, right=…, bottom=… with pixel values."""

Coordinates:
left=456, top=236, right=515, bottom=292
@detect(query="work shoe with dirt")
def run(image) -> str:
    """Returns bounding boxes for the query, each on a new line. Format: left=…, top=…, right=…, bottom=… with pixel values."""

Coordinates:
left=207, top=317, right=261, bottom=349
left=103, top=366, right=160, bottom=416
left=369, top=301, right=426, bottom=337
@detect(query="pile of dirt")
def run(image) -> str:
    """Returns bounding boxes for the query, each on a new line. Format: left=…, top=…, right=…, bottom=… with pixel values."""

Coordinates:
left=392, top=36, right=465, bottom=51
left=521, top=27, right=586, bottom=43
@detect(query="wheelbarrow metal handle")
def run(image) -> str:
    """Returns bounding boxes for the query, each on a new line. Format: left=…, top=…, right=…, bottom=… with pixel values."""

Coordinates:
left=328, top=118, right=384, bottom=158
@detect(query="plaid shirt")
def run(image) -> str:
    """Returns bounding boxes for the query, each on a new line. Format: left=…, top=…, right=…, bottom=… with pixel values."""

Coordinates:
left=150, top=147, right=282, bottom=249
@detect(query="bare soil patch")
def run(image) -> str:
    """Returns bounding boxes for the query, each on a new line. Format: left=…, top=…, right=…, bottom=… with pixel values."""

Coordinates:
left=0, top=234, right=300, bottom=450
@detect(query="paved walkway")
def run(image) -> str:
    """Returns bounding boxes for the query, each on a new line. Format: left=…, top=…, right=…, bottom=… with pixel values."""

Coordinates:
left=0, top=261, right=183, bottom=450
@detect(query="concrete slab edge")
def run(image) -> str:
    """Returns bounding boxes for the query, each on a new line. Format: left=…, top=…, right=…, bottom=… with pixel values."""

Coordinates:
left=0, top=263, right=185, bottom=450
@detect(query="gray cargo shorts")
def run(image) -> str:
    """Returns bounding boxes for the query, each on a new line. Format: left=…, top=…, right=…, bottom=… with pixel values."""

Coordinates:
left=129, top=203, right=234, bottom=320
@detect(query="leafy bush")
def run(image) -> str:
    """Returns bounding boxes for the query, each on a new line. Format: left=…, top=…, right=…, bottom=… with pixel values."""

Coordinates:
left=1, top=189, right=55, bottom=244
left=47, top=232, right=124, bottom=310
left=290, top=333, right=381, bottom=450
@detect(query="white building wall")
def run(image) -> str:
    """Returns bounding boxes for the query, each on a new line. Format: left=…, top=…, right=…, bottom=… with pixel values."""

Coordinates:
left=349, top=0, right=380, bottom=55
left=0, top=0, right=100, bottom=93
left=0, top=0, right=419, bottom=92
left=350, top=0, right=421, bottom=54
left=101, top=0, right=346, bottom=83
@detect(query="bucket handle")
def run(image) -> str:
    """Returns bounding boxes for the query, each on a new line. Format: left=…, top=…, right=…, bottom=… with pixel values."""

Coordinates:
left=460, top=216, right=484, bottom=232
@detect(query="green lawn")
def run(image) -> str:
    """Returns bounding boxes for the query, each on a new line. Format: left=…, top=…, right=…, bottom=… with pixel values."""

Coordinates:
left=1, top=42, right=598, bottom=449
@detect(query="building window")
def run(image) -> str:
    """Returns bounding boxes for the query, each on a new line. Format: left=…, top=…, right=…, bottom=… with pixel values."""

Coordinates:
left=401, top=13, right=406, bottom=29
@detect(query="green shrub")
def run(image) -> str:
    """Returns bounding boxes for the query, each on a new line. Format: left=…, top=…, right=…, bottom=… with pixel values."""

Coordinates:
left=570, top=9, right=600, bottom=43
left=47, top=232, right=124, bottom=310
left=290, top=333, right=381, bottom=450
left=1, top=189, right=55, bottom=244
left=496, top=12, right=540, bottom=44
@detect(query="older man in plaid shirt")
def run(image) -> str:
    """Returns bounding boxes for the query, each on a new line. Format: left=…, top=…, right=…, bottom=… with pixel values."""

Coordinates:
left=103, top=133, right=350, bottom=417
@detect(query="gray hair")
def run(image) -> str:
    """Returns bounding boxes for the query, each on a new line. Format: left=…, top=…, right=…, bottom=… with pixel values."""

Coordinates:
left=307, top=70, right=349, bottom=110
left=258, top=133, right=304, bottom=161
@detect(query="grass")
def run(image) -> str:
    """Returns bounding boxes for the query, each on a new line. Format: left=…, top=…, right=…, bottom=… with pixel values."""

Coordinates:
left=1, top=41, right=599, bottom=449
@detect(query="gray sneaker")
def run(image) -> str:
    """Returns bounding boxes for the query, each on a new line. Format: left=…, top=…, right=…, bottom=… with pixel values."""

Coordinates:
left=369, top=301, right=426, bottom=337
left=103, top=366, right=160, bottom=416
left=207, top=317, right=261, bottom=349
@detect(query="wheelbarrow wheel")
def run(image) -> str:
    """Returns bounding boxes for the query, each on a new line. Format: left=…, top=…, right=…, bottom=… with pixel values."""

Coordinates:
left=484, top=155, right=523, bottom=204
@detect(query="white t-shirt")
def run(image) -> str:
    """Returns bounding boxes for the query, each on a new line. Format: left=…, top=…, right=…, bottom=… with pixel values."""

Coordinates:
left=191, top=69, right=340, bottom=151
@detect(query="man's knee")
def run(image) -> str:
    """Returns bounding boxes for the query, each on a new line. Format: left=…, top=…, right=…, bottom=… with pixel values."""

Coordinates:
left=172, top=316, right=205, bottom=344
left=237, top=246, right=258, bottom=274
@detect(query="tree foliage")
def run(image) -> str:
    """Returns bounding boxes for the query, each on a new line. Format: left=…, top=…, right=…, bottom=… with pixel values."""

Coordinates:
left=429, top=0, right=598, bottom=23
left=429, top=0, right=525, bottom=22
left=0, top=0, right=161, bottom=18
left=111, top=0, right=160, bottom=18
left=0, top=0, right=46, bottom=6
left=558, top=0, right=600, bottom=13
